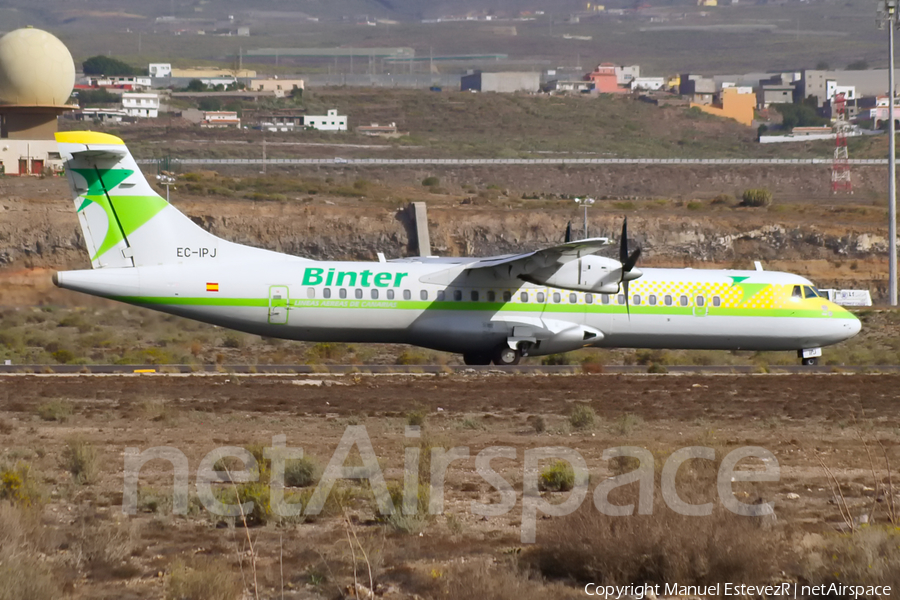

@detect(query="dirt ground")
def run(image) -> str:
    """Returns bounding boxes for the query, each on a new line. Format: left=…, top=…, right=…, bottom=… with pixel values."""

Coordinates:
left=0, top=373, right=897, bottom=599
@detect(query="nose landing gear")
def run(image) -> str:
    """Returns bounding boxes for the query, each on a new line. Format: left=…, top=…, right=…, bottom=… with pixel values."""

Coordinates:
left=799, top=348, right=822, bottom=366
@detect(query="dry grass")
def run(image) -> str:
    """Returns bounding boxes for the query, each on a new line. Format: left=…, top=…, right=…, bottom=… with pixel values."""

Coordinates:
left=165, top=558, right=242, bottom=600
left=529, top=488, right=782, bottom=589
left=799, top=527, right=900, bottom=590
left=61, top=438, right=99, bottom=485
left=0, top=502, right=59, bottom=599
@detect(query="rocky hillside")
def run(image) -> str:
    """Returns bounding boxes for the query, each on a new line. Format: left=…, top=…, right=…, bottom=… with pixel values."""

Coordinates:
left=0, top=171, right=889, bottom=305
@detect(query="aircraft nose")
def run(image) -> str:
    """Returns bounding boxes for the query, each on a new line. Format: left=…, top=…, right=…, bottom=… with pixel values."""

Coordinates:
left=844, top=314, right=861, bottom=339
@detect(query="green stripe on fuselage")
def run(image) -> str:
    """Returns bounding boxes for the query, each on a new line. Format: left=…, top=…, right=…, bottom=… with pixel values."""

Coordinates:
left=108, top=295, right=856, bottom=319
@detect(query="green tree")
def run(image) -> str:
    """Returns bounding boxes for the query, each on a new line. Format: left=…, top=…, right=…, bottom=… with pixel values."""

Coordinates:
left=74, top=88, right=119, bottom=106
left=185, top=79, right=207, bottom=92
left=82, top=55, right=136, bottom=76
left=773, top=103, right=828, bottom=130
left=198, top=98, right=222, bottom=111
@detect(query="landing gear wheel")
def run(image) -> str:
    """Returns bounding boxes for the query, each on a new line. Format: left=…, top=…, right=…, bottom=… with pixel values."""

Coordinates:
left=801, top=357, right=818, bottom=366
left=492, top=346, right=521, bottom=366
left=463, top=352, right=492, bottom=366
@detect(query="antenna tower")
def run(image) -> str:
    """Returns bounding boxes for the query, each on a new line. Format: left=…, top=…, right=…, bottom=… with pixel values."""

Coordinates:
left=831, top=92, right=852, bottom=193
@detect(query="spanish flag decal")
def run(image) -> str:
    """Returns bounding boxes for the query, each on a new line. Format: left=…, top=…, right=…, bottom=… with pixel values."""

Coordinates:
left=206, top=282, right=219, bottom=292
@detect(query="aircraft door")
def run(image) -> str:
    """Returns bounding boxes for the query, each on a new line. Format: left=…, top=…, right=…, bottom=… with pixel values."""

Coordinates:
left=268, top=285, right=290, bottom=324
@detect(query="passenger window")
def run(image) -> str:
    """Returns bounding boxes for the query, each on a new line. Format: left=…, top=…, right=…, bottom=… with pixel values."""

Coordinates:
left=355, top=289, right=363, bottom=299
left=503, top=291, right=511, bottom=302
left=586, top=293, right=594, bottom=304
left=696, top=296, right=705, bottom=307
left=387, top=289, right=395, bottom=300
left=371, top=289, right=379, bottom=299
left=487, top=291, right=496, bottom=302
left=537, top=292, right=546, bottom=303
left=569, top=293, right=577, bottom=303
left=307, top=287, right=315, bottom=299
left=633, top=294, right=641, bottom=306
left=471, top=290, right=479, bottom=302
left=553, top=292, right=561, bottom=303
left=679, top=295, right=688, bottom=307
left=520, top=292, right=528, bottom=303
left=649, top=294, right=657, bottom=306
left=664, top=295, right=672, bottom=306
left=454, top=290, right=462, bottom=301
left=403, top=290, right=412, bottom=300
left=339, top=289, right=347, bottom=299
left=617, top=294, right=625, bottom=305
left=421, top=290, right=428, bottom=300
left=323, top=288, right=332, bottom=299
left=437, top=290, right=445, bottom=301
left=601, top=294, right=609, bottom=305
left=712, top=296, right=721, bottom=307
left=791, top=285, right=802, bottom=299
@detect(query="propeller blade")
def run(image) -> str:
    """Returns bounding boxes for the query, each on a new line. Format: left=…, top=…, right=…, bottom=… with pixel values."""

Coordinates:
left=623, top=279, right=630, bottom=319
left=565, top=221, right=572, bottom=243
left=619, top=218, right=628, bottom=265
left=623, top=247, right=642, bottom=273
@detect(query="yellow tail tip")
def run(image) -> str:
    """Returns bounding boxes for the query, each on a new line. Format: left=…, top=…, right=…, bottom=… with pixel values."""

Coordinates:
left=55, top=131, right=125, bottom=145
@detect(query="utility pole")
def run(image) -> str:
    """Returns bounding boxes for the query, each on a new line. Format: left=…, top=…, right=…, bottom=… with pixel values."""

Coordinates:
left=879, top=0, right=898, bottom=305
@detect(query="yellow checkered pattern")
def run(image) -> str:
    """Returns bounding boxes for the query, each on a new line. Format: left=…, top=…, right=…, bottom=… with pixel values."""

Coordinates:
left=629, top=281, right=782, bottom=309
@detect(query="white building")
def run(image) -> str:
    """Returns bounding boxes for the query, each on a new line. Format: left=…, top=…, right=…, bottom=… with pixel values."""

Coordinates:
left=149, top=63, right=172, bottom=77
left=122, top=92, right=160, bottom=118
left=631, top=77, right=665, bottom=91
left=89, top=75, right=152, bottom=90
left=614, top=65, right=640, bottom=86
left=303, top=109, right=346, bottom=131
left=201, top=111, right=241, bottom=128
left=826, top=81, right=856, bottom=102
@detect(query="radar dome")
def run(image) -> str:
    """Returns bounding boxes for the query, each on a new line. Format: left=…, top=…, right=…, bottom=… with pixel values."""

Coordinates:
left=0, top=27, right=75, bottom=106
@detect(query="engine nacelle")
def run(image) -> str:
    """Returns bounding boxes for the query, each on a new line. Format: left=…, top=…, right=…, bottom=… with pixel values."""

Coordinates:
left=521, top=255, right=626, bottom=293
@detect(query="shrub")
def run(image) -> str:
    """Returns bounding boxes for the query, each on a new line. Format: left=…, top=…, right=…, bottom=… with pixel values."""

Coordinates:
left=647, top=363, right=668, bottom=374
left=799, top=527, right=900, bottom=590
left=284, top=456, right=320, bottom=487
left=539, top=460, right=575, bottom=492
left=527, top=415, right=546, bottom=433
left=569, top=405, right=596, bottom=430
left=406, top=409, right=427, bottom=428
left=542, top=353, right=572, bottom=366
left=165, top=558, right=241, bottom=600
left=422, top=176, right=440, bottom=187
left=529, top=496, right=782, bottom=587
left=61, top=438, right=99, bottom=485
left=50, top=349, right=77, bottom=364
left=612, top=413, right=643, bottom=435
left=740, top=188, right=772, bottom=207
left=36, top=400, right=73, bottom=422
left=384, top=482, right=430, bottom=534
left=710, top=193, right=734, bottom=205
left=0, top=463, right=42, bottom=507
left=221, top=333, right=244, bottom=349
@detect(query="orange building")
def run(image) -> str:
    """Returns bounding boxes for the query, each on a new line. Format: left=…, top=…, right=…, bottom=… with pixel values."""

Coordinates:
left=584, top=63, right=628, bottom=94
left=690, top=87, right=755, bottom=126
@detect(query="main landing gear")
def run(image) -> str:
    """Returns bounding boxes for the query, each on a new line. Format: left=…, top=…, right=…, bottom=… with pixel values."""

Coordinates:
left=463, top=345, right=525, bottom=366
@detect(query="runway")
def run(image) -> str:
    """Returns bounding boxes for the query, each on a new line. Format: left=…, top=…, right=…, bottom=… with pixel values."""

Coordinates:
left=1, top=363, right=898, bottom=375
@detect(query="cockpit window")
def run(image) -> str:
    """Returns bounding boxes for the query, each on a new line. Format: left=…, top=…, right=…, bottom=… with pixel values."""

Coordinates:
left=791, top=285, right=802, bottom=299
left=804, top=286, right=820, bottom=299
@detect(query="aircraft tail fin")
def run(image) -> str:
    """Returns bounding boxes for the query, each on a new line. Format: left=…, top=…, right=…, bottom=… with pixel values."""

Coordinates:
left=56, top=131, right=274, bottom=269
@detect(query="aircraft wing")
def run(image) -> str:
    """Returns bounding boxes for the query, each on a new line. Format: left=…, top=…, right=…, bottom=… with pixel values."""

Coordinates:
left=459, top=237, right=610, bottom=273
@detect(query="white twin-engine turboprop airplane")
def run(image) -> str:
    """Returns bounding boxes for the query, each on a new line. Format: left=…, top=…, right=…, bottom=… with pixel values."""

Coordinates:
left=53, top=131, right=860, bottom=366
